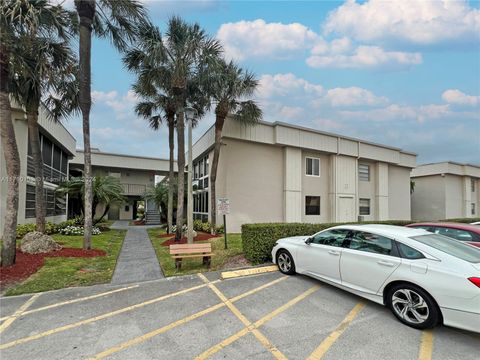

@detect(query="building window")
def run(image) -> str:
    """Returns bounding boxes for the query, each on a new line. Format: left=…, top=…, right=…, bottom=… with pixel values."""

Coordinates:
left=306, top=157, right=320, bottom=177
left=193, top=154, right=209, bottom=220
left=25, top=185, right=66, bottom=218
left=305, top=196, right=320, bottom=215
left=358, top=164, right=370, bottom=181
left=359, top=198, right=371, bottom=215
left=472, top=178, right=476, bottom=192
left=472, top=203, right=476, bottom=216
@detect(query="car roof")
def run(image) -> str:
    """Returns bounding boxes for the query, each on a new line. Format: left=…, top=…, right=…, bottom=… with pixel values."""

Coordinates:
left=330, top=224, right=429, bottom=238
left=407, top=222, right=480, bottom=233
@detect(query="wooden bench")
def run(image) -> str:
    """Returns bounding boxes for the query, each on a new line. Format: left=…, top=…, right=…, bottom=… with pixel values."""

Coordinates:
left=169, top=243, right=213, bottom=270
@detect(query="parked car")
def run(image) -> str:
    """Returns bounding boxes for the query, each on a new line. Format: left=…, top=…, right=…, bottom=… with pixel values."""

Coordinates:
left=406, top=222, right=480, bottom=248
left=272, top=224, right=480, bottom=333
left=471, top=221, right=480, bottom=226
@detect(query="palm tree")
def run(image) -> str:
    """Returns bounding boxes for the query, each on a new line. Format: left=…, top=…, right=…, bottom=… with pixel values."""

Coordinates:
left=205, top=60, right=262, bottom=232
left=56, top=176, right=125, bottom=225
left=74, top=0, right=147, bottom=249
left=0, top=0, right=73, bottom=266
left=160, top=16, right=222, bottom=240
left=9, top=31, right=76, bottom=235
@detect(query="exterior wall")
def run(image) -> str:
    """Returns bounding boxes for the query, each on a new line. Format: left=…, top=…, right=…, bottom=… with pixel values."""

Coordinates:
left=330, top=155, right=357, bottom=222
left=301, top=151, right=331, bottom=223
left=215, top=138, right=284, bottom=232
left=411, top=175, right=446, bottom=220
left=445, top=175, right=465, bottom=218
left=388, top=165, right=411, bottom=220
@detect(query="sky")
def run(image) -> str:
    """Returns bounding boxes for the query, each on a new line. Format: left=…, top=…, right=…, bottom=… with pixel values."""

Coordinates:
left=63, top=0, right=480, bottom=165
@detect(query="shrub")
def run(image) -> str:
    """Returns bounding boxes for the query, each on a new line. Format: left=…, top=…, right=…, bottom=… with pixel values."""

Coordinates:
left=241, top=220, right=413, bottom=264
left=193, top=220, right=224, bottom=234
left=16, top=223, right=37, bottom=239
left=58, top=225, right=101, bottom=236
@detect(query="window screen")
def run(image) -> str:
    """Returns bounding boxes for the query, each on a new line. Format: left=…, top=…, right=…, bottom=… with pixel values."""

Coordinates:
left=305, top=196, right=320, bottom=215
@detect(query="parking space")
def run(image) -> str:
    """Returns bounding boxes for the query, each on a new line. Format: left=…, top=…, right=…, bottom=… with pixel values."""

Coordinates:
left=0, top=270, right=479, bottom=360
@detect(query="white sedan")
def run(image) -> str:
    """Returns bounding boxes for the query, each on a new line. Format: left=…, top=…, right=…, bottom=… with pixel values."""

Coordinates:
left=272, top=224, right=480, bottom=332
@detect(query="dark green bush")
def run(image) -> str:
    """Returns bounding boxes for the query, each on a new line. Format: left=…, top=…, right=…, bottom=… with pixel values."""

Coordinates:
left=241, top=220, right=414, bottom=264
left=443, top=217, right=480, bottom=223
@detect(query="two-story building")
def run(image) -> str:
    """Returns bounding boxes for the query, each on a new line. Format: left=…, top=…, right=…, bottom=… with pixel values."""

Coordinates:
left=191, top=119, right=416, bottom=232
left=411, top=162, right=480, bottom=220
left=0, top=103, right=76, bottom=234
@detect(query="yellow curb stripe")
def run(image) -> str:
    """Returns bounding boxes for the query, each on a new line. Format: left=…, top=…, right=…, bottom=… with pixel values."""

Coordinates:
left=0, top=294, right=41, bottom=334
left=0, top=282, right=214, bottom=350
left=307, top=301, right=365, bottom=360
left=196, top=285, right=320, bottom=360
left=418, top=330, right=434, bottom=360
left=0, top=285, right=139, bottom=322
left=197, top=273, right=287, bottom=360
left=221, top=265, right=279, bottom=279
left=87, top=276, right=292, bottom=359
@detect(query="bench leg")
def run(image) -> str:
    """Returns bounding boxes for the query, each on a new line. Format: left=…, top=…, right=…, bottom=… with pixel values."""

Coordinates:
left=175, top=258, right=182, bottom=270
left=203, top=256, right=211, bottom=269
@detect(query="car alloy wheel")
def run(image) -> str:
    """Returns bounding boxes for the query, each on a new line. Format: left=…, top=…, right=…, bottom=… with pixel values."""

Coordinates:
left=276, top=250, right=295, bottom=275
left=391, top=289, right=429, bottom=325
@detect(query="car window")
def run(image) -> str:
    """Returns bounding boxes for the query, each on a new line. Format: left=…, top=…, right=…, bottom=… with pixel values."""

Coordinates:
left=433, top=227, right=473, bottom=241
left=347, top=231, right=394, bottom=256
left=412, top=225, right=434, bottom=232
left=397, top=243, right=424, bottom=259
left=310, top=229, right=350, bottom=247
left=411, top=234, right=480, bottom=263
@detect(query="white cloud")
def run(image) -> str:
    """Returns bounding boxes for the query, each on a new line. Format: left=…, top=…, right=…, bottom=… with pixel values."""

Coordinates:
left=257, top=73, right=324, bottom=99
left=92, top=90, right=139, bottom=114
left=325, top=87, right=389, bottom=107
left=442, top=89, right=479, bottom=106
left=279, top=106, right=304, bottom=119
left=217, top=19, right=319, bottom=60
left=324, top=0, right=480, bottom=46
left=307, top=45, right=422, bottom=69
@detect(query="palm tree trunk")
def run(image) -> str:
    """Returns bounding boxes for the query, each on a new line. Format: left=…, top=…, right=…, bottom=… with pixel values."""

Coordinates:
left=176, top=109, right=185, bottom=241
left=27, top=103, right=45, bottom=233
left=0, top=47, right=19, bottom=266
left=167, top=114, right=175, bottom=234
left=210, top=114, right=226, bottom=234
left=75, top=0, right=95, bottom=250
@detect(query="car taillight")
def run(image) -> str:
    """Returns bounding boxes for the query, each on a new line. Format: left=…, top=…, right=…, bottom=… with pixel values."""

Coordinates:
left=468, top=277, right=480, bottom=288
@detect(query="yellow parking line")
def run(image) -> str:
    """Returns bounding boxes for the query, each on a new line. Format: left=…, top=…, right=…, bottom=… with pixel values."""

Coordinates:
left=307, top=301, right=365, bottom=360
left=221, top=265, right=279, bottom=279
left=88, top=276, right=292, bottom=359
left=418, top=330, right=434, bottom=360
left=196, top=285, right=320, bottom=360
left=197, top=273, right=288, bottom=360
left=0, top=285, right=139, bottom=322
left=0, top=281, right=214, bottom=350
left=0, top=294, right=41, bottom=334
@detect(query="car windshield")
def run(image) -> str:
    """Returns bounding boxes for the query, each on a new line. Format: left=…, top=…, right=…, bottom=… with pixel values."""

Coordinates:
left=411, top=234, right=480, bottom=263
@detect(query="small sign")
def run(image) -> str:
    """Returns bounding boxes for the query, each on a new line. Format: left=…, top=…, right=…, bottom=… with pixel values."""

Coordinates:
left=217, top=198, right=230, bottom=215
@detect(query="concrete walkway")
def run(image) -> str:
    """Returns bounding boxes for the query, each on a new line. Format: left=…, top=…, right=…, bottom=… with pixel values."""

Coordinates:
left=110, top=220, right=163, bottom=284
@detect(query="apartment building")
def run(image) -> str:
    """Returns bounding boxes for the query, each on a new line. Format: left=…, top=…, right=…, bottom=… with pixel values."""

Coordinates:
left=0, top=103, right=76, bottom=234
left=69, top=149, right=174, bottom=222
left=411, top=162, right=480, bottom=220
left=191, top=119, right=416, bottom=232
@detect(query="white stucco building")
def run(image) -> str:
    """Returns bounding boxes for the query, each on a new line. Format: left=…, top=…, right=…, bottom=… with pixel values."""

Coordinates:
left=411, top=162, right=480, bottom=220
left=191, top=119, right=416, bottom=232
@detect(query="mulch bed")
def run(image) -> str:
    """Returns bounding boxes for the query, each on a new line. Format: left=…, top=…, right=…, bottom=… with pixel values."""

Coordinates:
left=160, top=232, right=219, bottom=246
left=0, top=248, right=106, bottom=288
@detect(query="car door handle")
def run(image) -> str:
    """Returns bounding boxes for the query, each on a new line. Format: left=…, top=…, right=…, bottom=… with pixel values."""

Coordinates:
left=377, top=260, right=395, bottom=267
left=328, top=250, right=340, bottom=256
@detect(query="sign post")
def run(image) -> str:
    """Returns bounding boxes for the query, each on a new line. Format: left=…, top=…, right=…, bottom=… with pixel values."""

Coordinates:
left=217, top=198, right=230, bottom=249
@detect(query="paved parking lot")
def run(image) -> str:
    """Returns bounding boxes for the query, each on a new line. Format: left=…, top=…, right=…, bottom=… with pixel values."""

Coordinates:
left=0, top=270, right=479, bottom=360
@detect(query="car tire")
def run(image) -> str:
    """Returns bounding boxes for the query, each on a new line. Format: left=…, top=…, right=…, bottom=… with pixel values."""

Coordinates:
left=276, top=249, right=296, bottom=275
left=386, top=283, right=441, bottom=329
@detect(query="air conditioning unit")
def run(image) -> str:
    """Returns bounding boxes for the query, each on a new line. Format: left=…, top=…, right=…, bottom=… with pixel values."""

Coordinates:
left=358, top=215, right=365, bottom=222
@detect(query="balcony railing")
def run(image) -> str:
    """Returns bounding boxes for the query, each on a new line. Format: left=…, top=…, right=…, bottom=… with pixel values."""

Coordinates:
left=121, top=183, right=147, bottom=196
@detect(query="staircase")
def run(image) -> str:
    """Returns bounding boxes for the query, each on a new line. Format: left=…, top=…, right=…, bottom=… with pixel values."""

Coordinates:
left=145, top=210, right=161, bottom=225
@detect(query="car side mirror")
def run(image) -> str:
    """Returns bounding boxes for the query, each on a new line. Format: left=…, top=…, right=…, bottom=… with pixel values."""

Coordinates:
left=305, top=237, right=312, bottom=245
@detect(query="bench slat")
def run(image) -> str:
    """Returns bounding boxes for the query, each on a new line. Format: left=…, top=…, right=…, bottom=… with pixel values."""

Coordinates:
left=169, top=243, right=212, bottom=255
left=169, top=244, right=211, bottom=250
left=171, top=254, right=213, bottom=259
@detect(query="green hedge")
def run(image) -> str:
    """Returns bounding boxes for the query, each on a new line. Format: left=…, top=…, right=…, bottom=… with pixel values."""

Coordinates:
left=241, top=220, right=413, bottom=264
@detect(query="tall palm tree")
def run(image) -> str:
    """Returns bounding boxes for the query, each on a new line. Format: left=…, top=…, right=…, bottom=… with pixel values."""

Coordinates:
left=0, top=0, right=73, bottom=266
left=74, top=0, right=147, bottom=249
left=161, top=16, right=222, bottom=240
left=205, top=60, right=262, bottom=232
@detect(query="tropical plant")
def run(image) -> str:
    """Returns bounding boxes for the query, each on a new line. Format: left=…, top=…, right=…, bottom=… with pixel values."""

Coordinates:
left=56, top=176, right=126, bottom=225
left=204, top=60, right=262, bottom=233
left=74, top=0, right=148, bottom=249
left=0, top=0, right=74, bottom=266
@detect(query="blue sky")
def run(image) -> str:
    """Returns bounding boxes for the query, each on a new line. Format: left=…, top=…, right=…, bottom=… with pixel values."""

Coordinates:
left=64, top=0, right=480, bottom=164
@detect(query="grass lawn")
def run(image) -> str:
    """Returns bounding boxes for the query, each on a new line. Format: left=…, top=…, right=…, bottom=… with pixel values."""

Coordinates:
left=5, top=229, right=126, bottom=296
left=147, top=228, right=244, bottom=277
